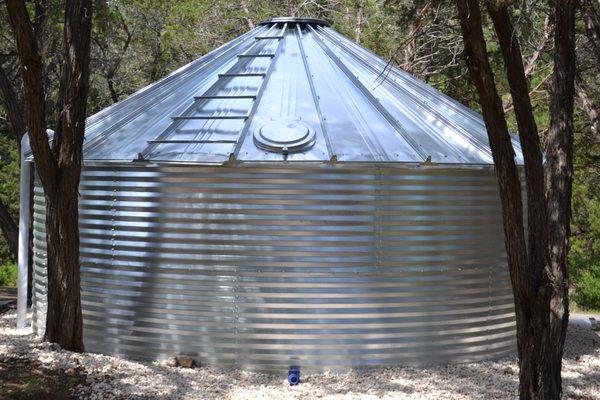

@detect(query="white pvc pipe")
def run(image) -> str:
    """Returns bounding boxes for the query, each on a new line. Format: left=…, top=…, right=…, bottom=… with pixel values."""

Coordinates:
left=16, top=134, right=32, bottom=329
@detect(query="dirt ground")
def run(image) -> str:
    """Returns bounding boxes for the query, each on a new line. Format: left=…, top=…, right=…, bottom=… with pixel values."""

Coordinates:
left=1, top=306, right=599, bottom=400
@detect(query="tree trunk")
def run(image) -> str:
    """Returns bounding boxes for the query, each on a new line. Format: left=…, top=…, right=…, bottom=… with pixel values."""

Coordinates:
left=43, top=177, right=83, bottom=350
left=456, top=0, right=575, bottom=398
left=0, top=200, right=18, bottom=260
left=543, top=1, right=576, bottom=396
left=6, top=0, right=93, bottom=351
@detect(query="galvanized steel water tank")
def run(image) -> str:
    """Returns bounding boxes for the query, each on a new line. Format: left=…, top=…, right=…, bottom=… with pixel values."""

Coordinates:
left=29, top=17, right=523, bottom=370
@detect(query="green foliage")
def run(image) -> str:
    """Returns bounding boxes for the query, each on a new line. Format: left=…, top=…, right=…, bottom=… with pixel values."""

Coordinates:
left=570, top=168, right=600, bottom=310
left=571, top=260, right=600, bottom=310
left=0, top=262, right=17, bottom=287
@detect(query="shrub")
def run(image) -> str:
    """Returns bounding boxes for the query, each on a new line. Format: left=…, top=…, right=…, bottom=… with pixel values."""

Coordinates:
left=571, top=260, right=600, bottom=311
left=0, top=262, right=18, bottom=287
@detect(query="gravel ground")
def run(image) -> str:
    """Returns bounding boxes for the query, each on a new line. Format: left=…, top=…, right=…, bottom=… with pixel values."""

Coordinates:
left=1, top=311, right=599, bottom=400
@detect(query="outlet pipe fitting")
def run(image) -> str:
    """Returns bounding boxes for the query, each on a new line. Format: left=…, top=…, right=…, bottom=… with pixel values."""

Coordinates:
left=288, top=366, right=300, bottom=385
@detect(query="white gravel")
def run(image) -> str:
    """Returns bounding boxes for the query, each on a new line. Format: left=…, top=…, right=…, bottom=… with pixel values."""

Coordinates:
left=1, top=310, right=599, bottom=399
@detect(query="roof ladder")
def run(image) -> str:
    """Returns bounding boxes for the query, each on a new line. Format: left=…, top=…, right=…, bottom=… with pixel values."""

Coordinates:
left=139, top=23, right=287, bottom=160
left=255, top=35, right=284, bottom=40
left=230, top=24, right=288, bottom=159
left=237, top=54, right=275, bottom=58
left=218, top=73, right=266, bottom=78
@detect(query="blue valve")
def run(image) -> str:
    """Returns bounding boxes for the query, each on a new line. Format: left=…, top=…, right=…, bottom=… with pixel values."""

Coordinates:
left=288, top=366, right=300, bottom=385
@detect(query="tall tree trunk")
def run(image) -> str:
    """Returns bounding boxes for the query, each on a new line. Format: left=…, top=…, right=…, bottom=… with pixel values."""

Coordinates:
left=543, top=1, right=576, bottom=397
left=6, top=0, right=93, bottom=351
left=456, top=0, right=576, bottom=398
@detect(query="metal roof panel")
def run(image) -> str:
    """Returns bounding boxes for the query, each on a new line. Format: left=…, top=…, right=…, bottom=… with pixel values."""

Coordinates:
left=81, top=18, right=524, bottom=165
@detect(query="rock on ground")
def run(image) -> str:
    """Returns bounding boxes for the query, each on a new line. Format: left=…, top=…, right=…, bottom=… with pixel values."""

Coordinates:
left=1, top=310, right=599, bottom=400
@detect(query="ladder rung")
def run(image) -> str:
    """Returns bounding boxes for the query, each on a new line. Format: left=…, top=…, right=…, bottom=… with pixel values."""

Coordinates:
left=255, top=35, right=284, bottom=40
left=237, top=54, right=275, bottom=58
left=194, top=95, right=256, bottom=100
left=148, top=139, right=237, bottom=144
left=172, top=115, right=248, bottom=120
left=219, top=73, right=266, bottom=78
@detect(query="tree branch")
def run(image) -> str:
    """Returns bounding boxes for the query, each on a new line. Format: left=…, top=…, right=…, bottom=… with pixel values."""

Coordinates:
left=5, top=0, right=56, bottom=190
left=486, top=1, right=548, bottom=296
left=0, top=199, right=18, bottom=261
left=575, top=73, right=600, bottom=141
left=0, top=63, right=26, bottom=147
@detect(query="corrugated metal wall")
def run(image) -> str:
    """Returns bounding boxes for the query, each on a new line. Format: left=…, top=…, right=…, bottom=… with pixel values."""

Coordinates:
left=32, top=163, right=516, bottom=370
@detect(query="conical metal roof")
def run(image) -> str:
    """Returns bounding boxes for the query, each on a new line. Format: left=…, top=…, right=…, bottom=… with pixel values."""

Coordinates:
left=82, top=17, right=524, bottom=164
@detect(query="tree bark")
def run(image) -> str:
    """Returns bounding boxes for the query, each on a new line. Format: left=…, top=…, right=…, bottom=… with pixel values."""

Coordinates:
left=0, top=64, right=26, bottom=149
left=543, top=1, right=576, bottom=397
left=485, top=2, right=548, bottom=290
left=456, top=0, right=575, bottom=398
left=575, top=75, right=600, bottom=141
left=6, top=0, right=93, bottom=351
left=0, top=200, right=18, bottom=261
left=581, top=0, right=600, bottom=64
left=354, top=0, right=365, bottom=44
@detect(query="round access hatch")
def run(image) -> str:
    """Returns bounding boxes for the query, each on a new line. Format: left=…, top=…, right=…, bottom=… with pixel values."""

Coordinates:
left=254, top=120, right=316, bottom=154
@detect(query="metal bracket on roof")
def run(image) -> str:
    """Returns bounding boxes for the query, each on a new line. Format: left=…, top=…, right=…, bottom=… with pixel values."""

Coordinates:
left=134, top=152, right=147, bottom=162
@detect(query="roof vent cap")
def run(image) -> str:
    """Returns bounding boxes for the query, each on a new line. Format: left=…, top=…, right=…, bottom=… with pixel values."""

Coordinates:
left=254, top=119, right=316, bottom=154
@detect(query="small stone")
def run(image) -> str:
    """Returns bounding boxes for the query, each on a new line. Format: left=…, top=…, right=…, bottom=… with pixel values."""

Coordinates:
left=502, top=366, right=516, bottom=375
left=162, top=357, right=176, bottom=367
left=175, top=356, right=197, bottom=368
left=49, top=342, right=61, bottom=352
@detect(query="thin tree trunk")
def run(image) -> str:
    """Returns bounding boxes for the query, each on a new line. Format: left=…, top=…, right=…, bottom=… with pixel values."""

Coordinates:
left=455, top=0, right=529, bottom=297
left=575, top=74, right=600, bottom=141
left=354, top=0, right=364, bottom=44
left=106, top=75, right=120, bottom=103
left=485, top=3, right=548, bottom=284
left=402, top=1, right=432, bottom=73
left=0, top=64, right=26, bottom=149
left=0, top=200, right=18, bottom=260
left=241, top=0, right=254, bottom=30
left=581, top=0, right=600, bottom=64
